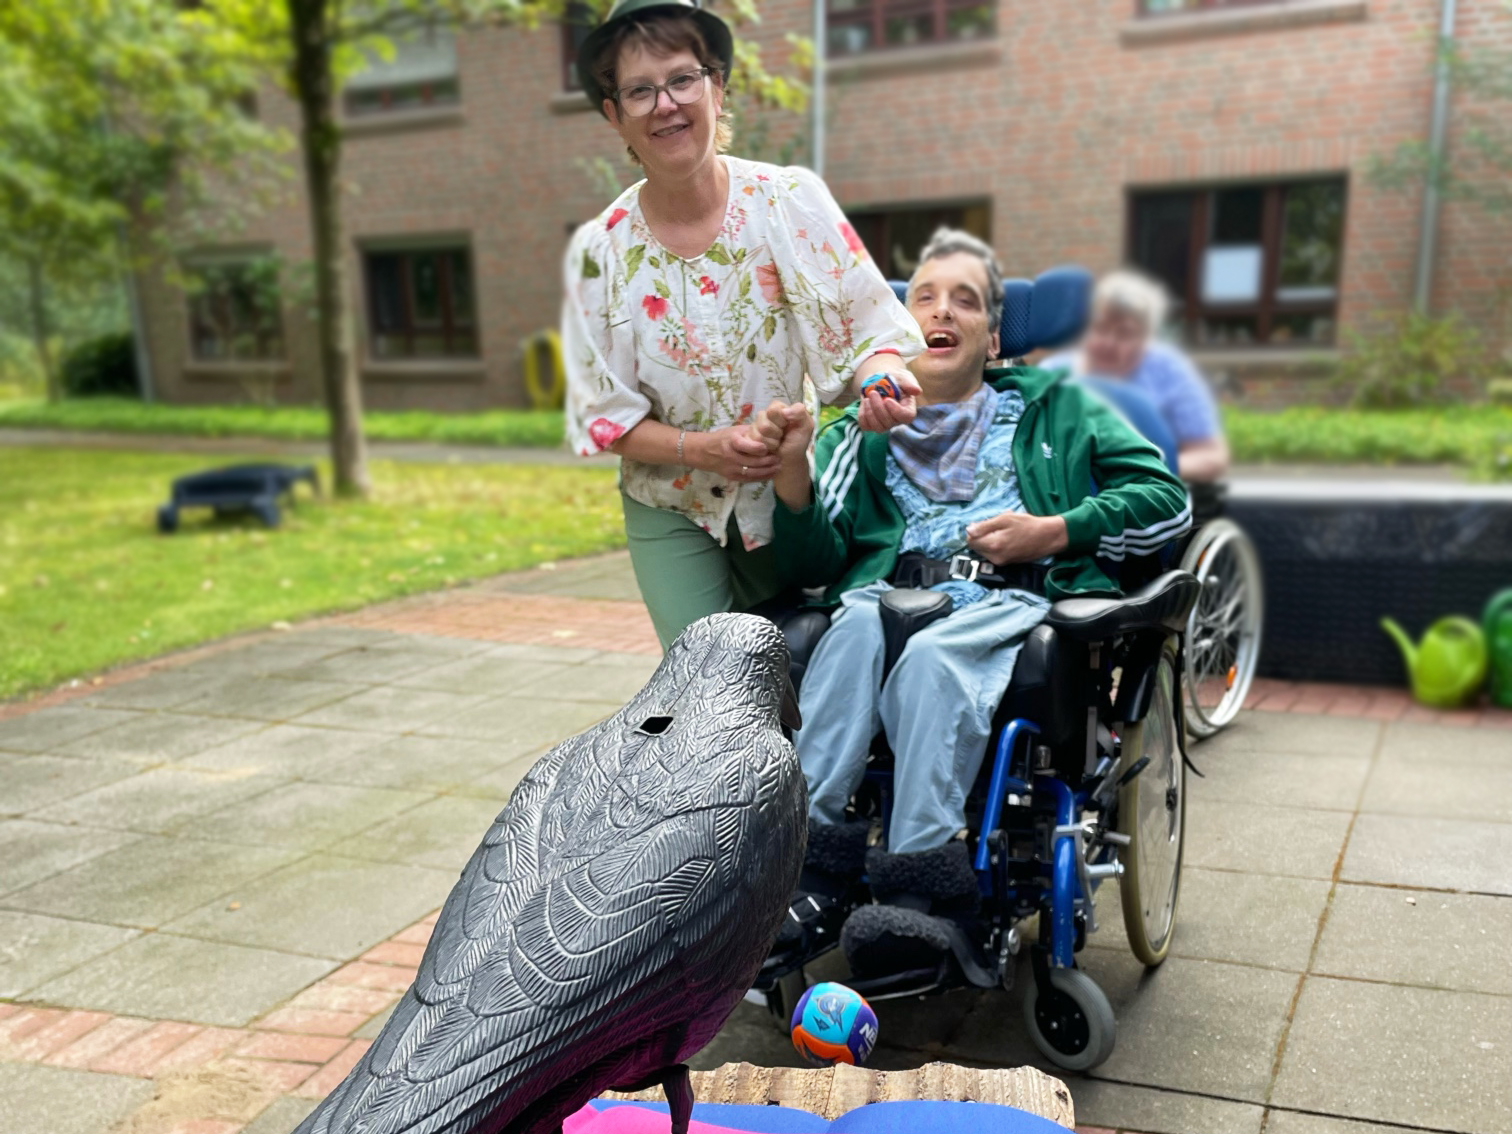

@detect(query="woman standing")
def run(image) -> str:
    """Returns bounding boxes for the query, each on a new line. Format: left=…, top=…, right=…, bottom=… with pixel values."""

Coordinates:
left=563, top=0, right=923, bottom=648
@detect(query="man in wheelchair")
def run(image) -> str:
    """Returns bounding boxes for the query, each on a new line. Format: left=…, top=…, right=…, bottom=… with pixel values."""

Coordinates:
left=755, top=229, right=1191, bottom=984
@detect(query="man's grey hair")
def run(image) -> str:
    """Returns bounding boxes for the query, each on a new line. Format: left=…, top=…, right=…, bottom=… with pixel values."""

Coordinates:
left=908, top=227, right=1004, bottom=322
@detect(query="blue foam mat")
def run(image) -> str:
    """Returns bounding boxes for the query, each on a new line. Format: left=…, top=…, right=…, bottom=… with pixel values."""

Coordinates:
left=588, top=1098, right=1067, bottom=1134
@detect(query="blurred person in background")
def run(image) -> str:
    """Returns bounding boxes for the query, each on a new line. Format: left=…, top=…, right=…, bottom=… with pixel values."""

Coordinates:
left=1041, top=270, right=1230, bottom=483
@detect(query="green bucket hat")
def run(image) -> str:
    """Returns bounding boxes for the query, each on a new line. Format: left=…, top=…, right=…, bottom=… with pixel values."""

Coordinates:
left=575, top=0, right=734, bottom=117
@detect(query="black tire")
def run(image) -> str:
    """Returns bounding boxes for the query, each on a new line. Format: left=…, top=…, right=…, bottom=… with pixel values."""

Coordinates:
left=1022, top=967, right=1116, bottom=1071
left=1118, top=636, right=1185, bottom=967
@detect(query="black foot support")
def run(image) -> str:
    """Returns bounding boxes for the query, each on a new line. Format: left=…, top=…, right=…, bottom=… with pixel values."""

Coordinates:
left=663, top=1063, right=693, bottom=1134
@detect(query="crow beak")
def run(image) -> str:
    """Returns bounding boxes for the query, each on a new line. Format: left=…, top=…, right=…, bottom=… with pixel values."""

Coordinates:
left=780, top=675, right=802, bottom=732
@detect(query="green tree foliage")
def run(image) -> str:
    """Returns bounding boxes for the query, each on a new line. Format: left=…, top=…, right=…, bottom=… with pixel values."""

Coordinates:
left=0, top=0, right=280, bottom=401
left=1335, top=311, right=1493, bottom=409
left=192, top=0, right=804, bottom=497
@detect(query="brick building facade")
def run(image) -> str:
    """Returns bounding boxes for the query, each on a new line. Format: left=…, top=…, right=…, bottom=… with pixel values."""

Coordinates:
left=138, top=0, right=1511, bottom=410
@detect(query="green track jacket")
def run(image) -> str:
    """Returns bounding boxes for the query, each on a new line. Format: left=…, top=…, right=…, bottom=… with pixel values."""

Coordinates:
left=773, top=365, right=1191, bottom=605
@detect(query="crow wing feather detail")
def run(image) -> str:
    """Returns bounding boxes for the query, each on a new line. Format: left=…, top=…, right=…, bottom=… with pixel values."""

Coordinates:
left=296, top=615, right=804, bottom=1134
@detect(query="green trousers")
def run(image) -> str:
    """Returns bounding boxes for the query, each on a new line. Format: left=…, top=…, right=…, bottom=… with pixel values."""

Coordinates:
left=622, top=494, right=783, bottom=650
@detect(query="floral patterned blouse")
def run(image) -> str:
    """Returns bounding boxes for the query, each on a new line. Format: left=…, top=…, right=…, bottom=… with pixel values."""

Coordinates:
left=562, top=156, right=924, bottom=549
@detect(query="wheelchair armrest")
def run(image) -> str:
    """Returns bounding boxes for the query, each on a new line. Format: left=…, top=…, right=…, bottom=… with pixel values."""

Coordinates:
left=748, top=598, right=833, bottom=691
left=879, top=588, right=952, bottom=683
left=1045, top=570, right=1199, bottom=644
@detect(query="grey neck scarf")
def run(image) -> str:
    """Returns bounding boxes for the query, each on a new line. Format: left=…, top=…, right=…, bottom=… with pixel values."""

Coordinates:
left=888, top=385, right=998, bottom=503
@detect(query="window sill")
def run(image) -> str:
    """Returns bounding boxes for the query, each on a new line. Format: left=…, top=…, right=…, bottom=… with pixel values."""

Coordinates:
left=1121, top=0, right=1367, bottom=45
left=362, top=359, right=487, bottom=381
left=1189, top=346, right=1340, bottom=369
left=184, top=362, right=291, bottom=379
left=341, top=105, right=466, bottom=137
left=826, top=37, right=1001, bottom=81
left=550, top=89, right=598, bottom=116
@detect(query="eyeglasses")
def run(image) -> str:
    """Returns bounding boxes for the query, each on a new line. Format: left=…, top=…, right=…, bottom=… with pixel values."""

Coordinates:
left=614, top=67, right=712, bottom=119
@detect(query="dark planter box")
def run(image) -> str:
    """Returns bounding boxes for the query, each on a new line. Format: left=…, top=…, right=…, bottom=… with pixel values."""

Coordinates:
left=1227, top=481, right=1512, bottom=686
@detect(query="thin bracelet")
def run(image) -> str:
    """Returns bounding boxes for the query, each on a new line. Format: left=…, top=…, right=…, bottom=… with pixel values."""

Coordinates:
left=676, top=429, right=686, bottom=466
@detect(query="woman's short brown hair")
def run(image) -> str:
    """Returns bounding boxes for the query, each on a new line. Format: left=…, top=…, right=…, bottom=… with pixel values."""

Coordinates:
left=591, top=14, right=732, bottom=165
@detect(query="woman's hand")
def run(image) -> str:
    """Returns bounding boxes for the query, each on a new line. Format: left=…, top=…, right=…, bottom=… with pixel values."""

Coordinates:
left=765, top=402, right=816, bottom=510
left=693, top=425, right=782, bottom=483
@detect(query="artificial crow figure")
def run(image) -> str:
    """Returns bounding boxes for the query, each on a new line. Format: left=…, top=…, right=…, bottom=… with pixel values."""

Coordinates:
left=293, top=613, right=805, bottom=1134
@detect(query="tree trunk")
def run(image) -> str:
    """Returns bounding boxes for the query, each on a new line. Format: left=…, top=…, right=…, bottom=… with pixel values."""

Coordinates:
left=26, top=257, right=59, bottom=403
left=288, top=0, right=369, bottom=497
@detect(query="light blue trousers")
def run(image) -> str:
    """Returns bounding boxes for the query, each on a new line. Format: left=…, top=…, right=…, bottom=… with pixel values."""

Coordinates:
left=797, top=582, right=1051, bottom=855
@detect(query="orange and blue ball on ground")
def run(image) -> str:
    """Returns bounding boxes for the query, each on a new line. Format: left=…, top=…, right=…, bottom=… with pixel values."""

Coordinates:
left=790, top=981, right=879, bottom=1067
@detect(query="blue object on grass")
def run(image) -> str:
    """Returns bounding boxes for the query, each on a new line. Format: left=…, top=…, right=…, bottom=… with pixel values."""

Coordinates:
left=157, top=463, right=319, bottom=533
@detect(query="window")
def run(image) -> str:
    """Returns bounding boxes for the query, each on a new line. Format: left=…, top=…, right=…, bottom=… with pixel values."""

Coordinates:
left=186, top=256, right=284, bottom=362
left=363, top=245, right=478, bottom=359
left=561, top=2, right=595, bottom=91
left=1138, top=0, right=1285, bottom=13
left=344, top=29, right=459, bottom=117
left=1128, top=180, right=1346, bottom=347
left=827, top=0, right=995, bottom=57
left=846, top=202, right=992, bottom=281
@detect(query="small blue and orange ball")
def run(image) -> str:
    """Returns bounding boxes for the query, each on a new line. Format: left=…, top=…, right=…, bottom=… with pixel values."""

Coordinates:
left=860, top=374, right=904, bottom=402
left=789, top=981, right=878, bottom=1067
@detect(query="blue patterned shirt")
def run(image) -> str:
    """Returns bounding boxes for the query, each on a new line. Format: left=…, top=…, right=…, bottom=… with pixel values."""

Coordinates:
left=884, top=388, right=1036, bottom=609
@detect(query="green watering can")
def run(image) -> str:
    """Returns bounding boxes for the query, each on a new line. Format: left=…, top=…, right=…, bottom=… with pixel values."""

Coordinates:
left=1380, top=615, right=1488, bottom=708
left=1484, top=589, right=1512, bottom=709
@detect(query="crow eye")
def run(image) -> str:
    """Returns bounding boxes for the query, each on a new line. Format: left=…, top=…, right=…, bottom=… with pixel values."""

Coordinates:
left=636, top=716, right=674, bottom=736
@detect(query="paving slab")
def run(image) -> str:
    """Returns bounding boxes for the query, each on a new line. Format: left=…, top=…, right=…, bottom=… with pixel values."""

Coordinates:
left=386, top=651, right=577, bottom=695
left=1272, top=976, right=1512, bottom=1133
left=0, top=909, right=140, bottom=998
left=0, top=704, right=144, bottom=754
left=164, top=853, right=456, bottom=959
left=516, top=657, right=660, bottom=705
left=1314, top=882, right=1512, bottom=996
left=1378, top=720, right=1512, bottom=767
left=1342, top=814, right=1512, bottom=895
left=0, top=1060, right=156, bottom=1134
left=451, top=749, right=549, bottom=801
left=1188, top=750, right=1370, bottom=812
left=502, top=555, right=644, bottom=601
left=184, top=723, right=388, bottom=778
left=343, top=631, right=498, bottom=657
left=30, top=766, right=286, bottom=835
left=354, top=1001, right=396, bottom=1039
left=53, top=711, right=266, bottom=765
left=169, top=639, right=355, bottom=680
left=0, top=819, right=141, bottom=895
left=312, top=734, right=533, bottom=794
left=331, top=795, right=504, bottom=871
left=271, top=646, right=445, bottom=686
left=0, top=835, right=299, bottom=928
left=1263, top=1111, right=1412, bottom=1134
left=171, top=676, right=368, bottom=722
left=1089, top=867, right=1329, bottom=973
left=80, top=667, right=237, bottom=711
left=243, top=1094, right=319, bottom=1134
left=25, top=931, right=335, bottom=1027
left=1194, top=714, right=1381, bottom=758
left=0, top=755, right=137, bottom=816
left=182, top=781, right=432, bottom=851
left=289, top=686, right=497, bottom=733
left=1071, top=1079, right=1264, bottom=1134
left=1359, top=756, right=1512, bottom=824
left=1185, top=801, right=1353, bottom=881
left=418, top=695, right=611, bottom=746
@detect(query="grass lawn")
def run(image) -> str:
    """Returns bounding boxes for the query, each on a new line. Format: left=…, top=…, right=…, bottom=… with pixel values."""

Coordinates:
left=1223, top=404, right=1512, bottom=473
left=0, top=447, right=625, bottom=701
left=0, top=398, right=566, bottom=448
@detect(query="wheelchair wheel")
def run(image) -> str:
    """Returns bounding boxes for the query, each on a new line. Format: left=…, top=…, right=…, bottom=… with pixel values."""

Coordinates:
left=1117, top=636, right=1184, bottom=967
left=1180, top=519, right=1263, bottom=739
left=1022, top=967, right=1116, bottom=1071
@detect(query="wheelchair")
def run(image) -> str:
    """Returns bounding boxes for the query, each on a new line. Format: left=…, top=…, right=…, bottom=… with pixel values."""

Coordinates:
left=751, top=268, right=1202, bottom=1071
